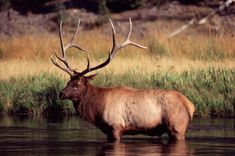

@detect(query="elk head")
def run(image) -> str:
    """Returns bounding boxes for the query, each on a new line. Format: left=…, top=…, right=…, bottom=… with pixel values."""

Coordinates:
left=51, top=18, right=147, bottom=102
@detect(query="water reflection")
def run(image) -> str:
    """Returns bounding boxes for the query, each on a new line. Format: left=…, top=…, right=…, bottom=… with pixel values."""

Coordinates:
left=0, top=116, right=234, bottom=155
left=98, top=140, right=193, bottom=156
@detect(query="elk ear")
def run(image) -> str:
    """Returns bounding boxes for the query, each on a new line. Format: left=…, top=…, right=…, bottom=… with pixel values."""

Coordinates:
left=85, top=74, right=97, bottom=81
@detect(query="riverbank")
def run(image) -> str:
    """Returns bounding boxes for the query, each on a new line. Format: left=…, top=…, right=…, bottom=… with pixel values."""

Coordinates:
left=0, top=68, right=234, bottom=118
left=0, top=22, right=234, bottom=118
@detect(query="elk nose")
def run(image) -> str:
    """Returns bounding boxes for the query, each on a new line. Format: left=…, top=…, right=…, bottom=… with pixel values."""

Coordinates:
left=59, top=92, right=66, bottom=99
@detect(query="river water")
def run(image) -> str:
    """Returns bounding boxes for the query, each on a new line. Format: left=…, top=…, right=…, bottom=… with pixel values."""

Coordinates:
left=0, top=116, right=234, bottom=155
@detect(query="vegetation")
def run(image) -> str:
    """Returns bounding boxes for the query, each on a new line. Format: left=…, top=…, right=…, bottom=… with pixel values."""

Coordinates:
left=97, top=0, right=110, bottom=25
left=1, top=0, right=207, bottom=13
left=179, top=0, right=204, bottom=5
left=107, top=0, right=145, bottom=12
left=0, top=68, right=234, bottom=117
left=0, top=74, right=74, bottom=116
left=0, top=30, right=234, bottom=60
left=52, top=3, right=69, bottom=24
left=95, top=68, right=235, bottom=118
left=0, top=0, right=11, bottom=11
left=0, top=18, right=234, bottom=118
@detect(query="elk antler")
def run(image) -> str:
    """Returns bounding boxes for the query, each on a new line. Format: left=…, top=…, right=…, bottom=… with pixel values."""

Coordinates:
left=79, top=18, right=147, bottom=76
left=51, top=19, right=88, bottom=77
left=52, top=18, right=147, bottom=77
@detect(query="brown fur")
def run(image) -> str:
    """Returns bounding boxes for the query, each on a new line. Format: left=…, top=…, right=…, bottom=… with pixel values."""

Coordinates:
left=59, top=76, right=195, bottom=142
left=53, top=19, right=195, bottom=142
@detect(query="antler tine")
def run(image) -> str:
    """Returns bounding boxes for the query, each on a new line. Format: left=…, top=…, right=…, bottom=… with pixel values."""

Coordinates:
left=53, top=18, right=147, bottom=77
left=86, top=54, right=90, bottom=70
left=127, top=17, right=132, bottom=40
left=110, top=18, right=147, bottom=57
left=70, top=19, right=80, bottom=43
left=54, top=50, right=68, bottom=67
left=59, top=20, right=70, bottom=68
left=79, top=18, right=147, bottom=76
left=82, top=54, right=91, bottom=74
left=126, top=18, right=148, bottom=49
left=110, top=19, right=117, bottom=59
left=79, top=53, right=111, bottom=75
left=59, top=21, right=65, bottom=58
left=51, top=55, right=74, bottom=76
left=52, top=19, right=89, bottom=77
left=54, top=20, right=77, bottom=73
left=64, top=20, right=88, bottom=53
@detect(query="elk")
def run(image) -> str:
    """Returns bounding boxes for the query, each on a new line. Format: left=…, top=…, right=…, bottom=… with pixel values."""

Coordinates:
left=51, top=19, right=195, bottom=142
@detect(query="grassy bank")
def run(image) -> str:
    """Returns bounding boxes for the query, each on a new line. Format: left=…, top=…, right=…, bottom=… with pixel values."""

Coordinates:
left=0, top=24, right=235, bottom=118
left=95, top=68, right=235, bottom=118
left=0, top=74, right=74, bottom=116
left=0, top=68, right=234, bottom=117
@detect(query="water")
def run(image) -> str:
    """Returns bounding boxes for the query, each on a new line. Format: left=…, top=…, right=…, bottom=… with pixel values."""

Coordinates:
left=0, top=116, right=234, bottom=155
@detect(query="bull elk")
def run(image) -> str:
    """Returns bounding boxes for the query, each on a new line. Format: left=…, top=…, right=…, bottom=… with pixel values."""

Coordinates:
left=51, top=18, right=195, bottom=142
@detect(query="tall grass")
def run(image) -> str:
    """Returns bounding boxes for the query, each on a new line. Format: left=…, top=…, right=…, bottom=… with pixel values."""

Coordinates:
left=94, top=68, right=235, bottom=117
left=0, top=22, right=234, bottom=118
left=0, top=24, right=235, bottom=60
left=0, top=74, right=74, bottom=116
left=0, top=68, right=234, bottom=117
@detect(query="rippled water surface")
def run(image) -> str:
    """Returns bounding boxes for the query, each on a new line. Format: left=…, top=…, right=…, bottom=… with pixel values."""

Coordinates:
left=0, top=116, right=234, bottom=155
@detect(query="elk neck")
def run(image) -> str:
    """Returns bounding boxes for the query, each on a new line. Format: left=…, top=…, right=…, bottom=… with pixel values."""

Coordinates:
left=75, top=82, right=106, bottom=124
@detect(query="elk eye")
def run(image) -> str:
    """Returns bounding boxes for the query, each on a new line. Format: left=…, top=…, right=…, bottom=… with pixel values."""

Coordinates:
left=74, top=83, right=80, bottom=89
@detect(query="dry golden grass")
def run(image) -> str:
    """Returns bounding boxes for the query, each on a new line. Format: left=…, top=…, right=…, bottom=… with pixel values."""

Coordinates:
left=1, top=23, right=235, bottom=59
left=1, top=57, right=235, bottom=80
left=0, top=23, right=235, bottom=80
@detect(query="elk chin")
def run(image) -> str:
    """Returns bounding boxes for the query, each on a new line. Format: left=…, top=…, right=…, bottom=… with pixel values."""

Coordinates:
left=70, top=97, right=80, bottom=103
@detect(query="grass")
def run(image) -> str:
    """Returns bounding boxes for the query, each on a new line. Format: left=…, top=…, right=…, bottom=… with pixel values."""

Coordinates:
left=0, top=68, right=234, bottom=117
left=1, top=57, right=235, bottom=80
left=94, top=68, right=235, bottom=118
left=0, top=21, right=234, bottom=117
left=0, top=21, right=235, bottom=60
left=0, top=74, right=74, bottom=116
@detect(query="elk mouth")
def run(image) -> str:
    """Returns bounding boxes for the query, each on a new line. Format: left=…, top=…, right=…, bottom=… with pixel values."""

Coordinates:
left=59, top=92, right=79, bottom=102
left=71, top=97, right=79, bottom=102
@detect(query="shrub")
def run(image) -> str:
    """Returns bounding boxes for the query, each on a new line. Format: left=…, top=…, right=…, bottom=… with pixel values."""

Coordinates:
left=0, top=0, right=11, bottom=11
left=153, top=0, right=169, bottom=7
left=96, top=0, right=110, bottom=25
left=179, top=0, right=204, bottom=5
left=52, top=3, right=69, bottom=24
left=107, top=0, right=145, bottom=12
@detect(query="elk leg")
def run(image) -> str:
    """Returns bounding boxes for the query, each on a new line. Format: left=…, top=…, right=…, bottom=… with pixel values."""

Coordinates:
left=107, top=129, right=122, bottom=142
left=167, top=130, right=185, bottom=140
left=167, top=124, right=186, bottom=140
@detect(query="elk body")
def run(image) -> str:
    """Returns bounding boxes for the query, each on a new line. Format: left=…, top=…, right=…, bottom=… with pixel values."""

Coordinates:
left=51, top=19, right=195, bottom=142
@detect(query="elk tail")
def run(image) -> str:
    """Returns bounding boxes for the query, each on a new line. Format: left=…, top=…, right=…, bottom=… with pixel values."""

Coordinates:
left=181, top=95, right=196, bottom=120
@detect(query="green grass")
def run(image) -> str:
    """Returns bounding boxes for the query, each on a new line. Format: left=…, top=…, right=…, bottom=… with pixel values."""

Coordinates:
left=0, top=68, right=234, bottom=117
left=0, top=74, right=74, bottom=116
left=94, top=68, right=235, bottom=117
